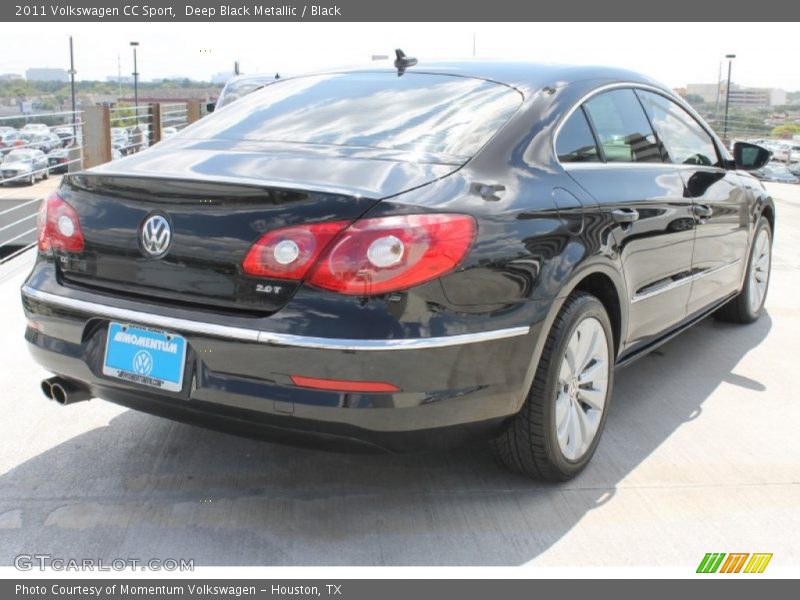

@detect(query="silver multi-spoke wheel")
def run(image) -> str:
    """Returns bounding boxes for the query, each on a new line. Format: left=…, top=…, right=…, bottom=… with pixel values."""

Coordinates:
left=555, top=317, right=609, bottom=461
left=748, top=227, right=771, bottom=313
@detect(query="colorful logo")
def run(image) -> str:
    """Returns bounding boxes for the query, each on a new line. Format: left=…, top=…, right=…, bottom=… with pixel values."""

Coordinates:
left=697, top=553, right=773, bottom=573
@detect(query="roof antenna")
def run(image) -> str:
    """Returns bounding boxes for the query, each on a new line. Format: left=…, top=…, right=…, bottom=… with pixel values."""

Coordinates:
left=394, top=48, right=417, bottom=76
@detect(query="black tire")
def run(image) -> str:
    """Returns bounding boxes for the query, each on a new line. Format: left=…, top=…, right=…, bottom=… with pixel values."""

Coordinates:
left=492, top=292, right=614, bottom=482
left=714, top=216, right=772, bottom=324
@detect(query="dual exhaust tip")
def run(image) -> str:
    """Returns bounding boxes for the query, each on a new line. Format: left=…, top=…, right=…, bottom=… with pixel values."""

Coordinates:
left=40, top=377, right=91, bottom=406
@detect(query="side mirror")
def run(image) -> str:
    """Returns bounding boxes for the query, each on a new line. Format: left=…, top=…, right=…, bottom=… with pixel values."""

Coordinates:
left=733, top=141, right=771, bottom=171
left=206, top=102, right=216, bottom=113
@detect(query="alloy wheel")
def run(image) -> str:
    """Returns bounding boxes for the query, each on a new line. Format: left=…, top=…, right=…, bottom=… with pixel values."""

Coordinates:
left=748, top=227, right=771, bottom=313
left=555, top=316, right=610, bottom=461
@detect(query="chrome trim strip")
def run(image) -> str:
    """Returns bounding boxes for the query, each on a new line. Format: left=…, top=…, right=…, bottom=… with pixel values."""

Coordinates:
left=21, top=286, right=530, bottom=351
left=630, top=259, right=742, bottom=304
left=562, top=162, right=727, bottom=172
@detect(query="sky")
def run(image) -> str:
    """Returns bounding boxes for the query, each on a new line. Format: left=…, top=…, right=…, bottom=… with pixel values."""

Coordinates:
left=0, top=22, right=797, bottom=91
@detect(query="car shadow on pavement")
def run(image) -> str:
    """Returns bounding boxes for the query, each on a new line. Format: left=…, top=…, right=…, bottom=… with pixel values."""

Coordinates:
left=0, top=313, right=772, bottom=566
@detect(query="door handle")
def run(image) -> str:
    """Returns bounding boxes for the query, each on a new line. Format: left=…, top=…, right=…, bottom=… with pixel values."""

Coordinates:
left=692, top=204, right=713, bottom=218
left=611, top=208, right=639, bottom=223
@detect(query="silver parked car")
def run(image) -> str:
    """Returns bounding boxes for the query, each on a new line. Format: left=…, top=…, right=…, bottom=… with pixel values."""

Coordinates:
left=1, top=148, right=49, bottom=185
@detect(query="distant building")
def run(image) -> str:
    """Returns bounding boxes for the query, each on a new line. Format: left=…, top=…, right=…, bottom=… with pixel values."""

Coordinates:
left=686, top=82, right=787, bottom=109
left=25, top=68, right=68, bottom=82
left=106, top=75, right=134, bottom=84
left=728, top=86, right=787, bottom=108
left=686, top=83, right=721, bottom=105
left=0, top=73, right=24, bottom=81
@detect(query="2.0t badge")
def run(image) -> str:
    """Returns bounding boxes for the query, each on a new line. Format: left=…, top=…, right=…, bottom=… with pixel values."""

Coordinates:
left=140, top=214, right=172, bottom=258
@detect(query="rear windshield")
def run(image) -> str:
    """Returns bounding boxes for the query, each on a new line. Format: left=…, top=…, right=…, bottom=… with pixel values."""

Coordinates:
left=185, top=72, right=523, bottom=159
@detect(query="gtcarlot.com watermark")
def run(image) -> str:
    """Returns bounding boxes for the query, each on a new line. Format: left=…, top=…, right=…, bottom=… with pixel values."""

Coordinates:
left=14, top=554, right=194, bottom=571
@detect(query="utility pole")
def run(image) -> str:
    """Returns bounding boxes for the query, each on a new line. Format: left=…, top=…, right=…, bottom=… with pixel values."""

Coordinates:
left=117, top=54, right=122, bottom=99
left=130, top=41, right=140, bottom=127
left=68, top=36, right=77, bottom=139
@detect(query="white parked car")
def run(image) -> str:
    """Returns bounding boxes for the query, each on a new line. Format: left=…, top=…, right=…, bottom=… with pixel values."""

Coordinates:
left=22, top=123, right=50, bottom=135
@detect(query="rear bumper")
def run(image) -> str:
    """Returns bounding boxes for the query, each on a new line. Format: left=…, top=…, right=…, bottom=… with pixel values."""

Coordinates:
left=22, top=282, right=541, bottom=452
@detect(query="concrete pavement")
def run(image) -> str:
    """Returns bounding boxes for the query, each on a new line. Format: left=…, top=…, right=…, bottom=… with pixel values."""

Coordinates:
left=0, top=183, right=797, bottom=567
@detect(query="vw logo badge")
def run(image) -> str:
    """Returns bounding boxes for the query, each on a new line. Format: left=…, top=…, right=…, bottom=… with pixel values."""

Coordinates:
left=132, top=350, right=153, bottom=376
left=140, top=214, right=172, bottom=258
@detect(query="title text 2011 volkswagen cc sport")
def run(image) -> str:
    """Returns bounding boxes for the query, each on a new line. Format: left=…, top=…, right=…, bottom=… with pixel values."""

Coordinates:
left=22, top=60, right=775, bottom=481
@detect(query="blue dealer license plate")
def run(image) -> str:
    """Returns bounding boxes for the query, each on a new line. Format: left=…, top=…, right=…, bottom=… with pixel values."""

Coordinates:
left=103, top=323, right=187, bottom=392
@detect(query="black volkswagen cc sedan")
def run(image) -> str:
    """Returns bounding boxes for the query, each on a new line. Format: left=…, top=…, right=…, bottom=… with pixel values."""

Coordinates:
left=22, top=59, right=775, bottom=481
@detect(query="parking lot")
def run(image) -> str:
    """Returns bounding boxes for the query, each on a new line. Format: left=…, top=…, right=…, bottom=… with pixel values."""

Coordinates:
left=0, top=182, right=797, bottom=568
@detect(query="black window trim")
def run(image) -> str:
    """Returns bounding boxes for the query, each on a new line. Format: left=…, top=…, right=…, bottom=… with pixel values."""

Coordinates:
left=553, top=81, right=729, bottom=171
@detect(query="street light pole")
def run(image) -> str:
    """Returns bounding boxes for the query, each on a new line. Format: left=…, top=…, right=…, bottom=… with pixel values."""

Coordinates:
left=723, top=53, right=736, bottom=141
left=130, top=41, right=139, bottom=127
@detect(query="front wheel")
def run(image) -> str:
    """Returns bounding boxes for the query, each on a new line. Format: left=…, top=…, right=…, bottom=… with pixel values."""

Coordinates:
left=492, top=292, right=614, bottom=481
left=715, top=216, right=772, bottom=324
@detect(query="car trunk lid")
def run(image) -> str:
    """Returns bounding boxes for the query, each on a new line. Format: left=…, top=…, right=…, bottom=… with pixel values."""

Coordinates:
left=56, top=145, right=459, bottom=315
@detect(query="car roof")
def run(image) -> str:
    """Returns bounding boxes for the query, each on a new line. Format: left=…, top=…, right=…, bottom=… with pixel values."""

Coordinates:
left=305, top=60, right=670, bottom=96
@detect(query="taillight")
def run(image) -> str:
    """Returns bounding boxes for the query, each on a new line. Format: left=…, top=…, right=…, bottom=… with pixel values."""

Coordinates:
left=242, top=221, right=349, bottom=279
left=309, top=214, right=476, bottom=295
left=241, top=213, right=476, bottom=296
left=37, top=193, right=84, bottom=253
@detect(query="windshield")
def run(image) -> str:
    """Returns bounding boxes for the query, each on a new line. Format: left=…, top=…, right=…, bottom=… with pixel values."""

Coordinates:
left=5, top=150, right=34, bottom=161
left=188, top=72, right=523, bottom=159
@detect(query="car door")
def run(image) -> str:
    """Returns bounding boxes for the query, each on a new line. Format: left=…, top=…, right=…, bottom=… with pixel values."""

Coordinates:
left=636, top=90, right=750, bottom=316
left=560, top=88, right=696, bottom=349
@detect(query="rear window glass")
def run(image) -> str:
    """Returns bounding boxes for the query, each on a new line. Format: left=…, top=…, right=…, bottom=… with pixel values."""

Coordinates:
left=186, top=72, right=523, bottom=159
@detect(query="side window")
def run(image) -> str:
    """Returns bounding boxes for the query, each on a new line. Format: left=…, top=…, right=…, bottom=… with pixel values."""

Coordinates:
left=583, top=89, right=663, bottom=163
left=636, top=90, right=721, bottom=167
left=556, top=108, right=600, bottom=163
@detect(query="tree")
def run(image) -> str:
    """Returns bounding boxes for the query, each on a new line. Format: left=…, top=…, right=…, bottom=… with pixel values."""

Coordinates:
left=771, top=123, right=800, bottom=138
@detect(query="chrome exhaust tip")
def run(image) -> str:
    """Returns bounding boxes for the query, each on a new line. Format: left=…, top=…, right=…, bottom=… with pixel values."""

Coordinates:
left=40, top=378, right=55, bottom=400
left=42, top=377, right=92, bottom=405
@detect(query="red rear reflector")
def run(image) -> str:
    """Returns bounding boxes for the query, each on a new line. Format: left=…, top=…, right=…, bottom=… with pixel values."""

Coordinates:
left=290, top=375, right=400, bottom=393
left=37, top=193, right=84, bottom=253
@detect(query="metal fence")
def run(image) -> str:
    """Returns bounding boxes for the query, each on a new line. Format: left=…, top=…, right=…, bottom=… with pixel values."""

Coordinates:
left=160, top=102, right=190, bottom=137
left=0, top=101, right=205, bottom=263
left=0, top=109, right=86, bottom=263
left=109, top=104, right=152, bottom=160
left=702, top=111, right=800, bottom=161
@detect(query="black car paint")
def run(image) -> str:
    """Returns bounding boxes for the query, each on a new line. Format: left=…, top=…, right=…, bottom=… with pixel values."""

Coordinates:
left=22, top=62, right=775, bottom=451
